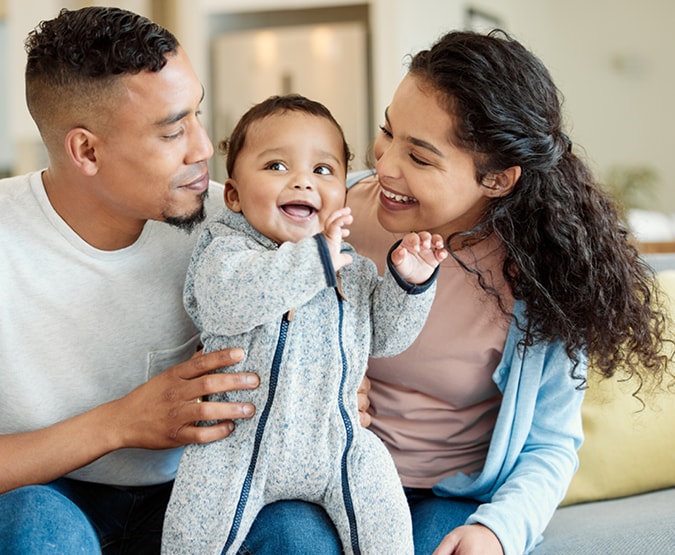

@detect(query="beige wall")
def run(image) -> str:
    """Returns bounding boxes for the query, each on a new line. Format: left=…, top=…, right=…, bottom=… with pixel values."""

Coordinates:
left=4, top=0, right=675, bottom=210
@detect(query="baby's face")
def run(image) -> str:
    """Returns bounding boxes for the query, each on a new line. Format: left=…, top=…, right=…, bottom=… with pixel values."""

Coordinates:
left=225, top=111, right=347, bottom=245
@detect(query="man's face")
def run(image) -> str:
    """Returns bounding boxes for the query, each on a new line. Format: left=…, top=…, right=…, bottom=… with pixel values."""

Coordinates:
left=91, top=48, right=214, bottom=232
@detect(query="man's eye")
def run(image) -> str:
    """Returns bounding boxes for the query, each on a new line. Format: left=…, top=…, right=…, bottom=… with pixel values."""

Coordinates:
left=164, top=130, right=183, bottom=140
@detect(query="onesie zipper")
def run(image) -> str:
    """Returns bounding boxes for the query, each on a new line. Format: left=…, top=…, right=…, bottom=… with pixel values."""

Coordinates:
left=222, top=310, right=292, bottom=553
left=336, top=291, right=361, bottom=554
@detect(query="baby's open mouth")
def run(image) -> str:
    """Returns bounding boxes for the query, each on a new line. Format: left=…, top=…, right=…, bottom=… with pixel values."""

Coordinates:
left=280, top=203, right=317, bottom=219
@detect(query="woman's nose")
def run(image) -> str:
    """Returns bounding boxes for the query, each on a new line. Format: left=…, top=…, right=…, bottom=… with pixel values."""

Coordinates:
left=375, top=140, right=398, bottom=179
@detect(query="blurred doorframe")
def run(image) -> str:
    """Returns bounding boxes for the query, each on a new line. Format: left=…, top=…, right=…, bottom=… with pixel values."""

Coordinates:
left=152, top=2, right=372, bottom=183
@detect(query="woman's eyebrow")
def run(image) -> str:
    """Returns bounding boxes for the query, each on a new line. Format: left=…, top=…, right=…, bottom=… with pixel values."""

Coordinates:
left=385, top=106, right=444, bottom=157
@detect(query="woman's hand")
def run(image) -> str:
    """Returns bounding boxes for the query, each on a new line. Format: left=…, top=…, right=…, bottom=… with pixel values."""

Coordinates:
left=357, top=375, right=372, bottom=427
left=432, top=524, right=504, bottom=555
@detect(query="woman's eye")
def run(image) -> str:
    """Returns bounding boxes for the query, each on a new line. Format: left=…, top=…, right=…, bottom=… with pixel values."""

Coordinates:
left=314, top=165, right=332, bottom=175
left=409, top=153, right=431, bottom=167
left=267, top=161, right=287, bottom=171
left=378, top=124, right=393, bottom=138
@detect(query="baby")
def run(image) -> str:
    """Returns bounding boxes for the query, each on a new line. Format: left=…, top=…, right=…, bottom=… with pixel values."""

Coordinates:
left=162, top=94, right=447, bottom=555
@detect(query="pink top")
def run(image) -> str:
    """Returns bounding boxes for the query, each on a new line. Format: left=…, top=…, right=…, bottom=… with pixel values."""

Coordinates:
left=347, top=175, right=514, bottom=487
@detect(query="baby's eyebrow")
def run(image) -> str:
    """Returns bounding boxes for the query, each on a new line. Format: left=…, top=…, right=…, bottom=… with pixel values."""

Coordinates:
left=317, top=150, right=341, bottom=165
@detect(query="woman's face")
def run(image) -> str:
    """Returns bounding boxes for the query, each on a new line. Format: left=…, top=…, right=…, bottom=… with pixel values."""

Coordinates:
left=373, top=74, right=492, bottom=238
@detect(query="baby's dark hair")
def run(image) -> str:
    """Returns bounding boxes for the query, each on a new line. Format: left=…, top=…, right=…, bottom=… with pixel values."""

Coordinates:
left=409, top=30, right=672, bottom=394
left=221, top=94, right=352, bottom=178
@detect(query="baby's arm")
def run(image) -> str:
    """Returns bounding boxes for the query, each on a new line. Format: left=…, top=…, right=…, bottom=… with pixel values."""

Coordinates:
left=390, top=232, right=448, bottom=285
left=322, top=207, right=354, bottom=272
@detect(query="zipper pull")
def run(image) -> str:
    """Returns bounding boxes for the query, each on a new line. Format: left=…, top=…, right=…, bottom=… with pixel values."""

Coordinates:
left=336, top=271, right=346, bottom=301
left=285, top=308, right=296, bottom=322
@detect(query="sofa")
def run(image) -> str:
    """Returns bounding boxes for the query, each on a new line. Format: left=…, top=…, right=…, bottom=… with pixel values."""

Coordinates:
left=532, top=259, right=675, bottom=554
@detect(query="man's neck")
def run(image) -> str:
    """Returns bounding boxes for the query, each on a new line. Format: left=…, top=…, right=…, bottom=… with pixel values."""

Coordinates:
left=42, top=169, right=145, bottom=251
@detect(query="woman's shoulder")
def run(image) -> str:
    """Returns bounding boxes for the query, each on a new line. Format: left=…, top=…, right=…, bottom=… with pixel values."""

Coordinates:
left=347, top=168, right=376, bottom=189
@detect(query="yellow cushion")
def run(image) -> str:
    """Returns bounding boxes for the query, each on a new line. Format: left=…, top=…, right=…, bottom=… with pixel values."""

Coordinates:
left=561, top=270, right=675, bottom=506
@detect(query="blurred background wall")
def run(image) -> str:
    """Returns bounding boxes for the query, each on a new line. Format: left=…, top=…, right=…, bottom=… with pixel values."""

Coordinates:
left=2, top=0, right=673, bottom=213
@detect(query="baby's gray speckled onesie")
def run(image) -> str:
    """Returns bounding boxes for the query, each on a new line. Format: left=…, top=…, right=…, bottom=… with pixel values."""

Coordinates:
left=162, top=209, right=436, bottom=555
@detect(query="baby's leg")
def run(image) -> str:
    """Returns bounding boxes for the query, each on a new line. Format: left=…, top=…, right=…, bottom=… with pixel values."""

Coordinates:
left=323, top=430, right=414, bottom=555
left=161, top=440, right=265, bottom=555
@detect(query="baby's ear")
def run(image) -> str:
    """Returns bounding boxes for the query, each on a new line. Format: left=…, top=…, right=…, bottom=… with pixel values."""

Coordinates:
left=224, top=179, right=242, bottom=212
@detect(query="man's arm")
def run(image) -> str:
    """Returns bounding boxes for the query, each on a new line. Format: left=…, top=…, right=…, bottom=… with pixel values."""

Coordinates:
left=0, top=348, right=258, bottom=494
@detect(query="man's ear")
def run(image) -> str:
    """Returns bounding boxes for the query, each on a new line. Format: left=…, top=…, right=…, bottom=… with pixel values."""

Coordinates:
left=480, top=166, right=521, bottom=197
left=224, top=179, right=242, bottom=212
left=64, top=128, right=99, bottom=176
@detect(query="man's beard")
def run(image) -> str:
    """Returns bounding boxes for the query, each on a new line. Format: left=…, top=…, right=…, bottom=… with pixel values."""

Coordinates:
left=164, top=190, right=208, bottom=233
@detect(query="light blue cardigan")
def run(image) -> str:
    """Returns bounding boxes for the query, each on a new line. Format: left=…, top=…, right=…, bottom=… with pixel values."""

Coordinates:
left=347, top=170, right=586, bottom=555
left=438, top=301, right=585, bottom=555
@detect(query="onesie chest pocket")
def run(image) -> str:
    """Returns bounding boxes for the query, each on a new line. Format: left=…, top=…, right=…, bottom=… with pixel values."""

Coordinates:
left=146, top=333, right=201, bottom=380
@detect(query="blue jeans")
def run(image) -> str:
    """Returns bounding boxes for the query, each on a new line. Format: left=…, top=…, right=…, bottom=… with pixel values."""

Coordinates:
left=0, top=482, right=472, bottom=554
left=405, top=488, right=479, bottom=555
left=0, top=481, right=342, bottom=555
left=240, top=488, right=478, bottom=555
left=0, top=478, right=171, bottom=554
left=238, top=500, right=342, bottom=554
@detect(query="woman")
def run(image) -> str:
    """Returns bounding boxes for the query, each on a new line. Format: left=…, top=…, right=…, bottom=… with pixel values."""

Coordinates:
left=242, top=30, right=671, bottom=555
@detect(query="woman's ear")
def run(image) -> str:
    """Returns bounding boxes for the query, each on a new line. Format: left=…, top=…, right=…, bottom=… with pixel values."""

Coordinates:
left=64, top=127, right=99, bottom=176
left=224, top=179, right=242, bottom=212
left=480, top=166, right=521, bottom=197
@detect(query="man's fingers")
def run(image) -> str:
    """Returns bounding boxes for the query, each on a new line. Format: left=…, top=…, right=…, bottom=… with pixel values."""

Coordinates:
left=178, top=347, right=245, bottom=379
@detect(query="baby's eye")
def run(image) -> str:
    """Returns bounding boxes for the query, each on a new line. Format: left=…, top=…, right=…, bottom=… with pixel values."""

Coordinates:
left=266, top=161, right=287, bottom=171
left=314, top=165, right=333, bottom=176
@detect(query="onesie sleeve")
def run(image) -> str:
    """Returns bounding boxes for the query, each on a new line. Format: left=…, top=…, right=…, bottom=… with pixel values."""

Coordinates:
left=184, top=219, right=338, bottom=336
left=367, top=248, right=438, bottom=358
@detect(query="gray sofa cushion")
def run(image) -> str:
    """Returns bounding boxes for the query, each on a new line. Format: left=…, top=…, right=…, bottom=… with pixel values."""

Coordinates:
left=532, top=488, right=675, bottom=554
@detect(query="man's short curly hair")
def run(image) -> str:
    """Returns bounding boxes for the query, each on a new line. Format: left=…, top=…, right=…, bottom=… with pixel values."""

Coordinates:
left=24, top=6, right=178, bottom=146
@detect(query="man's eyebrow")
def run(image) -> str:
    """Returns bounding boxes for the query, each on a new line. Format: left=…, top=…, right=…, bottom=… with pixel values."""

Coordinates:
left=154, top=86, right=205, bottom=127
left=384, top=106, right=444, bottom=158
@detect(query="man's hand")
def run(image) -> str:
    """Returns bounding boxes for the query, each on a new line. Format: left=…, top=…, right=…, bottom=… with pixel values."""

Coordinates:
left=390, top=231, right=447, bottom=285
left=432, top=524, right=504, bottom=555
left=109, top=348, right=259, bottom=449
left=0, top=348, right=259, bottom=493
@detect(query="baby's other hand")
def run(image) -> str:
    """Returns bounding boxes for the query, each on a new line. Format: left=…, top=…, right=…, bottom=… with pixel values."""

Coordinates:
left=391, top=232, right=447, bottom=285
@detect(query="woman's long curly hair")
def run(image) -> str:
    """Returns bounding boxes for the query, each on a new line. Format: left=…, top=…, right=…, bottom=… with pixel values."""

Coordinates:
left=409, top=30, right=672, bottom=393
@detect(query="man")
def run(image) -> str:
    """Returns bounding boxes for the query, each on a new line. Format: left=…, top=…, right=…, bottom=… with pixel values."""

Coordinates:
left=0, top=7, right=259, bottom=553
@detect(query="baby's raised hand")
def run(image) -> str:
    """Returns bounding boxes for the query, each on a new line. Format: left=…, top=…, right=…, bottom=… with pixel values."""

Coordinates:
left=391, top=231, right=447, bottom=284
left=323, top=207, right=353, bottom=272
